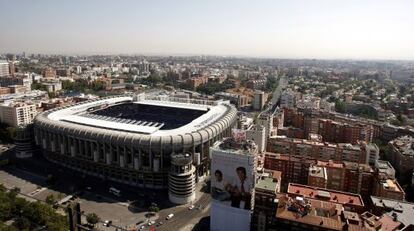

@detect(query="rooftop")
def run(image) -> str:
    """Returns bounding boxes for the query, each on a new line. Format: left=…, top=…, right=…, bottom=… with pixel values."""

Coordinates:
left=390, top=136, right=414, bottom=156
left=276, top=194, right=343, bottom=231
left=215, top=137, right=258, bottom=155
left=47, top=94, right=231, bottom=135
left=288, top=183, right=364, bottom=207
left=256, top=171, right=280, bottom=192
left=371, top=196, right=414, bottom=228
left=309, top=165, right=326, bottom=178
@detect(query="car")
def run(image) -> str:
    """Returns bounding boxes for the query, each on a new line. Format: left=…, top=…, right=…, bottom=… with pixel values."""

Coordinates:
left=103, top=220, right=112, bottom=227
left=156, top=222, right=163, bottom=227
left=139, top=225, right=145, bottom=230
left=166, top=214, right=174, bottom=220
left=188, top=205, right=195, bottom=210
left=86, top=186, right=92, bottom=191
left=147, top=221, right=155, bottom=226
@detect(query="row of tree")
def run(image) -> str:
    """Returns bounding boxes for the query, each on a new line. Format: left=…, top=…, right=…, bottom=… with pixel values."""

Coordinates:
left=0, top=185, right=68, bottom=231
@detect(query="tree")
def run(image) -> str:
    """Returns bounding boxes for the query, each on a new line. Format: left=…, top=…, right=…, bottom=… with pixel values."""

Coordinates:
left=13, top=217, right=31, bottom=230
left=45, top=194, right=55, bottom=205
left=86, top=213, right=100, bottom=226
left=148, top=203, right=159, bottom=213
left=335, top=100, right=347, bottom=113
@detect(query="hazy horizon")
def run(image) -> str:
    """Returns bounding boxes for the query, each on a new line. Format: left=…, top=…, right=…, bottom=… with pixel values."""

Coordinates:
left=1, top=0, right=414, bottom=60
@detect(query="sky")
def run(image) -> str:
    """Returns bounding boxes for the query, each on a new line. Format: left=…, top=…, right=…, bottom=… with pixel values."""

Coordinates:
left=1, top=0, right=414, bottom=60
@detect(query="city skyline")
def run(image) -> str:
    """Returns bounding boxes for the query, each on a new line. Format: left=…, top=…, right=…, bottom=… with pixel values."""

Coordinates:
left=1, top=0, right=414, bottom=60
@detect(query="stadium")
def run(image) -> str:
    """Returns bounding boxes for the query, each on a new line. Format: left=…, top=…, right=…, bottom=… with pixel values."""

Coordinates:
left=34, top=93, right=237, bottom=203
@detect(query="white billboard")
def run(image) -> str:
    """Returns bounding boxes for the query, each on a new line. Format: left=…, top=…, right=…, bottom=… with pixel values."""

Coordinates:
left=211, top=149, right=255, bottom=210
left=210, top=148, right=256, bottom=231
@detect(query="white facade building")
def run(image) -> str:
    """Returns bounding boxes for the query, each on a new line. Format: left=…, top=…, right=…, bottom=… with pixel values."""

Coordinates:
left=0, top=102, right=37, bottom=127
left=0, top=60, right=9, bottom=77
left=280, top=88, right=297, bottom=108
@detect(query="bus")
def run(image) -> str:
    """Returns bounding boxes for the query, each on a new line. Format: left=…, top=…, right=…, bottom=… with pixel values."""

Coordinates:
left=109, top=187, right=121, bottom=197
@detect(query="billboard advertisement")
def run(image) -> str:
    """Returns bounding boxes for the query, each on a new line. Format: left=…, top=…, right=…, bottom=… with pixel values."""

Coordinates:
left=211, top=149, right=255, bottom=210
left=210, top=147, right=256, bottom=231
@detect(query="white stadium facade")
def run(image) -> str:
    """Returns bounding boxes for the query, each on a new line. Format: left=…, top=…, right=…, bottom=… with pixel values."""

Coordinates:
left=34, top=94, right=237, bottom=203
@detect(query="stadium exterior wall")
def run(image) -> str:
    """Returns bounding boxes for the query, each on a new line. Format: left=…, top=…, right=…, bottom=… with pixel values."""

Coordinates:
left=33, top=96, right=237, bottom=189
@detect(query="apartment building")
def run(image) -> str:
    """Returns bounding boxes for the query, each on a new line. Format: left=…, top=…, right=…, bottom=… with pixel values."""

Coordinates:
left=0, top=102, right=37, bottom=127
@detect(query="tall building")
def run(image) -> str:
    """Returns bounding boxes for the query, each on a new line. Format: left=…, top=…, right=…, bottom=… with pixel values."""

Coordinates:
left=8, top=61, right=15, bottom=77
left=253, top=90, right=266, bottom=111
left=246, top=125, right=266, bottom=153
left=0, top=60, right=10, bottom=77
left=280, top=88, right=297, bottom=108
left=0, top=102, right=37, bottom=127
left=210, top=136, right=258, bottom=231
left=374, top=160, right=405, bottom=201
left=388, top=136, right=414, bottom=183
left=264, top=152, right=314, bottom=188
left=252, top=170, right=281, bottom=231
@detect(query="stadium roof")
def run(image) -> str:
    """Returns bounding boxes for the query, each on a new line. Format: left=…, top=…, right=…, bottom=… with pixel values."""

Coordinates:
left=47, top=95, right=229, bottom=135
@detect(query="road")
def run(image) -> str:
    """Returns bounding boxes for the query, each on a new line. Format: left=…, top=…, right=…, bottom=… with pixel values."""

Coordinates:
left=269, top=76, right=287, bottom=111
left=153, top=193, right=210, bottom=231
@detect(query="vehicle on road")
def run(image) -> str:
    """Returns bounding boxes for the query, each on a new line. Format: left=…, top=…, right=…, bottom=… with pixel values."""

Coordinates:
left=166, top=213, right=174, bottom=220
left=103, top=220, right=112, bottom=227
left=139, top=225, right=145, bottom=230
left=109, top=187, right=121, bottom=197
left=147, top=221, right=155, bottom=226
left=188, top=205, right=195, bottom=210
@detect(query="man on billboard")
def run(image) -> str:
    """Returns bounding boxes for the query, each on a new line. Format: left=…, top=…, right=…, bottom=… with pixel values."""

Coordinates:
left=212, top=170, right=231, bottom=201
left=230, top=166, right=252, bottom=210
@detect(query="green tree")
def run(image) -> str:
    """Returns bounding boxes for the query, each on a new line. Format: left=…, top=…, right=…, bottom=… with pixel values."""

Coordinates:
left=0, top=188, right=68, bottom=230
left=45, top=194, right=55, bottom=205
left=148, top=203, right=159, bottom=213
left=31, top=82, right=47, bottom=91
left=335, top=100, right=347, bottom=113
left=13, top=217, right=31, bottom=230
left=86, top=213, right=100, bottom=226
